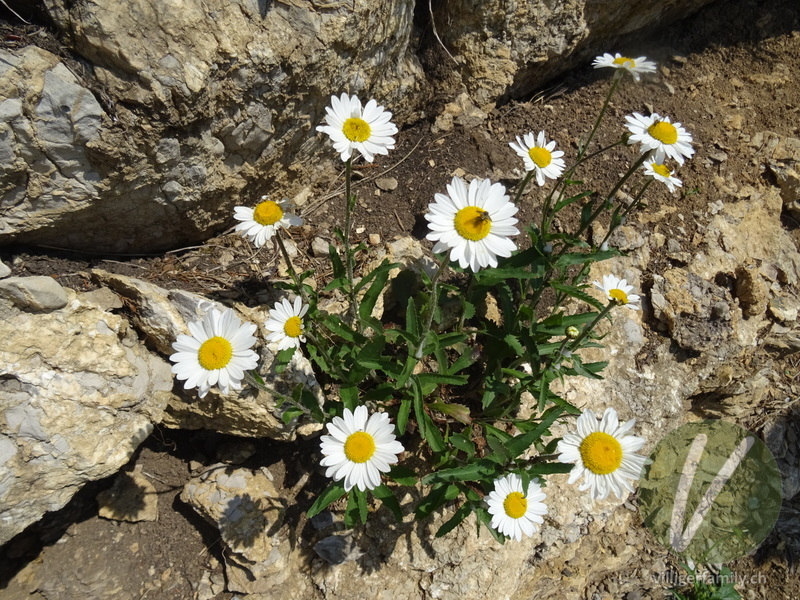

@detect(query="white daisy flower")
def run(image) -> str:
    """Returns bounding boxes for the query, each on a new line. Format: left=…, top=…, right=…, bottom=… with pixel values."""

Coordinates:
left=486, top=473, right=548, bottom=542
left=592, top=53, right=657, bottom=82
left=316, top=93, right=398, bottom=163
left=557, top=407, right=648, bottom=501
left=643, top=160, right=682, bottom=193
left=319, top=406, right=405, bottom=492
left=625, top=112, right=695, bottom=165
left=593, top=274, right=641, bottom=310
left=508, top=130, right=566, bottom=186
left=233, top=196, right=303, bottom=248
left=425, top=176, right=520, bottom=272
left=264, top=297, right=309, bottom=350
left=170, top=308, right=259, bottom=399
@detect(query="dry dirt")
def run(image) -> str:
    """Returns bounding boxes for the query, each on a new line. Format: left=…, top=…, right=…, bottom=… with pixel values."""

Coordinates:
left=2, top=0, right=800, bottom=598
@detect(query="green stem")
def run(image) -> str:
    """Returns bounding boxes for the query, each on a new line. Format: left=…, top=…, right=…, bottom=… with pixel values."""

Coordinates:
left=275, top=232, right=311, bottom=306
left=577, top=71, right=623, bottom=161
left=343, top=158, right=361, bottom=329
left=567, top=302, right=615, bottom=351
left=598, top=178, right=653, bottom=250
left=513, top=170, right=535, bottom=206
left=565, top=152, right=649, bottom=248
left=305, top=331, right=348, bottom=382
left=415, top=253, right=450, bottom=359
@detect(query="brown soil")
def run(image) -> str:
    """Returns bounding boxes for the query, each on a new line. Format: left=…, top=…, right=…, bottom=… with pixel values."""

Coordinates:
left=2, top=0, right=800, bottom=598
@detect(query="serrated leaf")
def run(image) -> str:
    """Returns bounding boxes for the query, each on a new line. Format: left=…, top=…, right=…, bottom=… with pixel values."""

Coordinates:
left=421, top=459, right=498, bottom=484
left=555, top=249, right=619, bottom=268
left=503, top=333, right=525, bottom=356
left=551, top=281, right=606, bottom=312
left=449, top=433, right=475, bottom=457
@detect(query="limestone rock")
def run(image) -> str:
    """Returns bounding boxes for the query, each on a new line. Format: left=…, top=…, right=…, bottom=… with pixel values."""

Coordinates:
left=755, top=132, right=800, bottom=218
left=436, top=0, right=718, bottom=107
left=97, top=466, right=159, bottom=523
left=0, top=260, right=10, bottom=278
left=0, top=290, right=172, bottom=544
left=180, top=465, right=311, bottom=596
left=650, top=268, right=740, bottom=356
left=0, top=275, right=68, bottom=311
left=2, top=0, right=426, bottom=252
left=91, top=269, right=322, bottom=440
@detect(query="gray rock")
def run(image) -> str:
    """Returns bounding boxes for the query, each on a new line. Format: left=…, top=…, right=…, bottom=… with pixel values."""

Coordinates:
left=313, top=534, right=363, bottom=565
left=0, top=291, right=172, bottom=544
left=0, top=259, right=10, bottom=278
left=2, top=0, right=719, bottom=252
left=0, top=275, right=68, bottom=311
left=437, top=0, right=718, bottom=107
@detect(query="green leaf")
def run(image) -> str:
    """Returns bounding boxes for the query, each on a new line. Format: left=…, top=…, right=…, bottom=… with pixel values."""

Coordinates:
left=435, top=502, right=472, bottom=537
left=449, top=433, right=475, bottom=457
left=355, top=488, right=368, bottom=524
left=503, top=333, right=525, bottom=356
left=568, top=355, right=607, bottom=380
left=554, top=190, right=592, bottom=212
left=339, top=385, right=359, bottom=411
left=505, top=406, right=564, bottom=458
left=474, top=505, right=506, bottom=543
left=405, top=297, right=420, bottom=337
left=320, top=314, right=363, bottom=345
left=551, top=281, right=606, bottom=312
left=396, top=398, right=411, bottom=435
left=434, top=331, right=469, bottom=349
left=387, top=465, right=417, bottom=486
left=422, top=459, right=498, bottom=484
left=415, top=483, right=460, bottom=520
left=555, top=249, right=619, bottom=268
left=358, top=260, right=397, bottom=321
left=428, top=402, right=471, bottom=425
left=328, top=241, right=346, bottom=279
left=415, top=372, right=468, bottom=388
left=280, top=406, right=305, bottom=424
left=306, top=480, right=346, bottom=519
left=371, top=484, right=403, bottom=522
left=525, top=462, right=573, bottom=476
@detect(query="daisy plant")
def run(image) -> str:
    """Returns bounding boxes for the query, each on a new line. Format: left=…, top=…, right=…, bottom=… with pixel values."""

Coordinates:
left=177, top=52, right=697, bottom=540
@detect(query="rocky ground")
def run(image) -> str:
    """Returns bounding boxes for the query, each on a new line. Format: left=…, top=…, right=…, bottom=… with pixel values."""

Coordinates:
left=1, top=0, right=800, bottom=598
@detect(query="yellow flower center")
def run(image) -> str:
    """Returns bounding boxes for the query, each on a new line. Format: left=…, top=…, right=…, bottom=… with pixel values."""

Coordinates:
left=253, top=200, right=284, bottom=226
left=283, top=315, right=303, bottom=338
left=528, top=146, right=552, bottom=168
left=651, top=163, right=672, bottom=178
left=613, top=56, right=635, bottom=68
left=454, top=206, right=492, bottom=241
left=197, top=336, right=233, bottom=371
left=342, top=117, right=371, bottom=142
left=344, top=431, right=376, bottom=463
left=647, top=121, right=678, bottom=145
left=503, top=491, right=528, bottom=519
left=609, top=288, right=629, bottom=304
left=580, top=431, right=623, bottom=475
